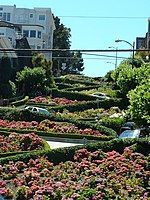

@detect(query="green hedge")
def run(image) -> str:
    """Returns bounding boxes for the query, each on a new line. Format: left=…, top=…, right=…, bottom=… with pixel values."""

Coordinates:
left=45, top=138, right=150, bottom=164
left=51, top=88, right=98, bottom=101
left=56, top=83, right=73, bottom=90
left=96, top=117, right=126, bottom=133
left=10, top=96, right=29, bottom=106
left=7, top=95, right=25, bottom=103
left=1, top=137, right=150, bottom=164
left=0, top=107, right=117, bottom=137
left=0, top=129, right=50, bottom=158
left=0, top=149, right=48, bottom=165
left=54, top=77, right=100, bottom=86
left=65, top=85, right=100, bottom=92
left=0, top=139, right=50, bottom=158
left=0, top=127, right=115, bottom=142
left=48, top=115, right=116, bottom=137
left=48, top=99, right=122, bottom=113
left=0, top=108, right=48, bottom=121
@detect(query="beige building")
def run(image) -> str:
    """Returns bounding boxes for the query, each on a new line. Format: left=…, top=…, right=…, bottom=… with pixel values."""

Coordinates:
left=0, top=5, right=55, bottom=60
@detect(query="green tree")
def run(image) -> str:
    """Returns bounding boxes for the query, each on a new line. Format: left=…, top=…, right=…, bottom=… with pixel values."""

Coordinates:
left=112, top=61, right=137, bottom=96
left=0, top=56, right=16, bottom=98
left=32, top=53, right=55, bottom=87
left=52, top=15, right=84, bottom=75
left=62, top=51, right=84, bottom=74
left=16, top=66, right=46, bottom=95
left=0, top=56, right=13, bottom=83
left=112, top=60, right=150, bottom=97
left=127, top=80, right=150, bottom=126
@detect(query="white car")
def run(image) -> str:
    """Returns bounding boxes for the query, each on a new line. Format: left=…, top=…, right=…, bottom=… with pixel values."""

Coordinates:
left=90, top=92, right=110, bottom=99
left=24, top=106, right=50, bottom=116
left=118, top=129, right=141, bottom=139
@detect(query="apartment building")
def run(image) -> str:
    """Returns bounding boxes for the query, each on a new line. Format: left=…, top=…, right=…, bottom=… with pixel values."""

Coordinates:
left=0, top=4, right=55, bottom=60
left=136, top=18, right=150, bottom=50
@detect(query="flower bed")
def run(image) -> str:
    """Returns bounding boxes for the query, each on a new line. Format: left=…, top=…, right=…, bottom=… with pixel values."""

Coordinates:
left=56, top=108, right=105, bottom=120
left=37, top=120, right=104, bottom=137
left=56, top=108, right=117, bottom=120
left=0, top=119, right=38, bottom=129
left=0, top=132, right=44, bottom=153
left=0, top=119, right=107, bottom=137
left=29, top=96, right=84, bottom=105
left=0, top=147, right=149, bottom=199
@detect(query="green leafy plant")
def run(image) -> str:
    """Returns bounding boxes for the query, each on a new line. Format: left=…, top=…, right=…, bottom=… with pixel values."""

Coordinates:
left=127, top=80, right=150, bottom=126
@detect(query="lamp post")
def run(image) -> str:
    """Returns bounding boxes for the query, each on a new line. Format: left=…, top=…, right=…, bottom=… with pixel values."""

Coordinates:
left=115, top=39, right=135, bottom=62
left=108, top=46, right=118, bottom=68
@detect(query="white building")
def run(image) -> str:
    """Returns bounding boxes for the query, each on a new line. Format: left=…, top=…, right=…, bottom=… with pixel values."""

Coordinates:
left=0, top=5, right=55, bottom=60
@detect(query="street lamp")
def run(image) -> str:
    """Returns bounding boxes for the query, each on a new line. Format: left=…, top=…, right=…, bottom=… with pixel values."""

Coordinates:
left=108, top=46, right=118, bottom=68
left=115, top=39, right=135, bottom=61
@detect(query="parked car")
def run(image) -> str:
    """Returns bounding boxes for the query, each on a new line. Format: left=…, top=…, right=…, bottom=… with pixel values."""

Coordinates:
left=118, top=129, right=141, bottom=139
left=24, top=106, right=50, bottom=116
left=120, top=121, right=137, bottom=134
left=90, top=92, right=110, bottom=99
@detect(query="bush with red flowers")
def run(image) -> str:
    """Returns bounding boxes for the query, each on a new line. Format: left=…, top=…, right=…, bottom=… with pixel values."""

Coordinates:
left=0, top=132, right=44, bottom=153
left=0, top=147, right=150, bottom=199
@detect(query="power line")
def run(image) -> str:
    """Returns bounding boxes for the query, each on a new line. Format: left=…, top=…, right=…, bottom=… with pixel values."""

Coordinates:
left=58, top=15, right=148, bottom=19
left=5, top=55, right=124, bottom=61
left=82, top=52, right=127, bottom=59
left=1, top=48, right=149, bottom=52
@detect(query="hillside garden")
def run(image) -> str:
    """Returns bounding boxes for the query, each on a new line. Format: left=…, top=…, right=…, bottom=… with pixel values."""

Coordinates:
left=0, top=52, right=150, bottom=199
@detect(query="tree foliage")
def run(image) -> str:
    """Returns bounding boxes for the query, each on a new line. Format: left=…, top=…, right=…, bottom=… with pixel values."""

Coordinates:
left=32, top=54, right=55, bottom=87
left=111, top=54, right=150, bottom=126
left=52, top=15, right=84, bottom=75
left=0, top=56, right=13, bottom=83
left=16, top=66, right=46, bottom=95
left=112, top=60, right=150, bottom=96
left=127, top=80, right=150, bottom=126
left=0, top=56, right=16, bottom=98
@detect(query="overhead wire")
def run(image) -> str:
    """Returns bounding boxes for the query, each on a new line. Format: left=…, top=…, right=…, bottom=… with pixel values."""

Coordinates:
left=58, top=16, right=148, bottom=19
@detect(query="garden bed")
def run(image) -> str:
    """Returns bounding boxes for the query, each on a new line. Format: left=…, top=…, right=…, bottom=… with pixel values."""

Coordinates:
left=0, top=138, right=150, bottom=199
left=0, top=131, right=50, bottom=158
left=0, top=118, right=115, bottom=141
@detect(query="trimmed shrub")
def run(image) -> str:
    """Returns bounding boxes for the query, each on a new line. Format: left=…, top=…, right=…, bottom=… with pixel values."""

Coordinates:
left=1, top=137, right=150, bottom=164
left=0, top=127, right=114, bottom=142
left=10, top=96, right=29, bottom=106
left=97, top=117, right=126, bottom=133
left=52, top=88, right=98, bottom=101
left=54, top=77, right=99, bottom=86
left=65, top=85, right=100, bottom=92
left=47, top=99, right=123, bottom=113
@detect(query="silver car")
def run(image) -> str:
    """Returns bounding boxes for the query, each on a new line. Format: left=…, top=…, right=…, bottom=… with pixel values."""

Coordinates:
left=118, top=129, right=141, bottom=139
left=90, top=92, right=110, bottom=99
left=24, top=106, right=50, bottom=116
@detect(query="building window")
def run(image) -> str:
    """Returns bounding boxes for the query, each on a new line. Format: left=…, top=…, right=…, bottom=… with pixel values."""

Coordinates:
left=37, top=46, right=41, bottom=49
left=0, top=13, right=2, bottom=17
left=0, top=33, right=4, bottom=35
left=23, top=30, right=29, bottom=37
left=39, top=15, right=45, bottom=20
left=0, top=8, right=3, bottom=11
left=8, top=37, right=12, bottom=42
left=3, top=12, right=6, bottom=21
left=30, top=30, right=36, bottom=38
left=7, top=13, right=11, bottom=21
left=30, top=13, right=33, bottom=18
left=37, top=31, right=41, bottom=38
left=30, top=45, right=35, bottom=49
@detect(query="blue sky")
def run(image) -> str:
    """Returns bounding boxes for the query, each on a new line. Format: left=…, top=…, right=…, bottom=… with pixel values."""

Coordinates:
left=1, top=0, right=150, bottom=77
